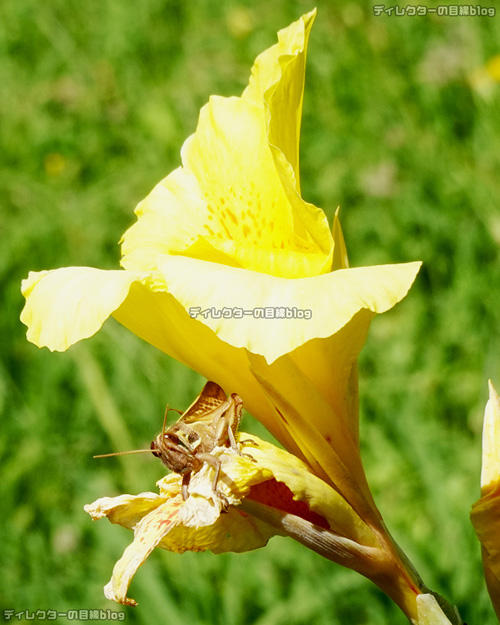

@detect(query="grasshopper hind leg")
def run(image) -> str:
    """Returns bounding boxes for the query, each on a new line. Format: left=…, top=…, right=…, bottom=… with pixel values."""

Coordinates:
left=217, top=413, right=257, bottom=462
left=227, top=425, right=258, bottom=462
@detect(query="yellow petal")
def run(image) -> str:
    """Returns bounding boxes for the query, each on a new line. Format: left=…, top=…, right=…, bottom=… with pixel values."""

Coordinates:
left=153, top=254, right=421, bottom=364
left=471, top=381, right=500, bottom=618
left=332, top=207, right=349, bottom=270
left=153, top=455, right=280, bottom=553
left=104, top=497, right=183, bottom=606
left=111, top=257, right=420, bottom=491
left=21, top=267, right=145, bottom=351
left=180, top=94, right=330, bottom=277
left=119, top=166, right=214, bottom=272
left=121, top=10, right=332, bottom=280
left=121, top=95, right=331, bottom=279
left=287, top=310, right=370, bottom=445
left=234, top=435, right=377, bottom=547
left=243, top=9, right=316, bottom=184
left=481, top=380, right=500, bottom=495
left=89, top=433, right=376, bottom=559
left=157, top=434, right=376, bottom=547
left=242, top=9, right=332, bottom=264
left=244, top=365, right=380, bottom=529
left=84, top=492, right=167, bottom=528
left=85, top=477, right=278, bottom=604
left=154, top=433, right=376, bottom=554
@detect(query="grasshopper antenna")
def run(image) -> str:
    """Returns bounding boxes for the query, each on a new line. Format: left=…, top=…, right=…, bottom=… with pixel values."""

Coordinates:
left=94, top=449, right=155, bottom=459
left=94, top=405, right=183, bottom=459
left=161, top=404, right=182, bottom=437
left=161, top=405, right=169, bottom=438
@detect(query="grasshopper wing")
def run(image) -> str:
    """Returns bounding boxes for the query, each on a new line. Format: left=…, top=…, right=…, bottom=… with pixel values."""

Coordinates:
left=178, top=381, right=231, bottom=426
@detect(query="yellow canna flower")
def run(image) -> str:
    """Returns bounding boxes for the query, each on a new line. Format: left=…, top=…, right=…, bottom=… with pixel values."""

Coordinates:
left=20, top=11, right=442, bottom=621
left=20, top=8, right=420, bottom=526
left=471, top=381, right=500, bottom=619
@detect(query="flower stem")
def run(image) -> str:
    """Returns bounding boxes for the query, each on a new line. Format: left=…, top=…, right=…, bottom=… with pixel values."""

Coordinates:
left=239, top=499, right=461, bottom=624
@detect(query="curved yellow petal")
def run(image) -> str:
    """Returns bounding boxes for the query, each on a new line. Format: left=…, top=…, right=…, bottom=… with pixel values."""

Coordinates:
left=332, top=207, right=349, bottom=270
left=121, top=93, right=331, bottom=279
left=481, top=380, right=500, bottom=494
left=110, top=257, right=420, bottom=501
left=21, top=267, right=145, bottom=351
left=471, top=381, right=500, bottom=619
left=119, top=166, right=214, bottom=272
left=243, top=9, right=331, bottom=262
left=121, top=9, right=332, bottom=280
left=84, top=492, right=167, bottom=527
left=87, top=435, right=376, bottom=567
left=85, top=478, right=278, bottom=606
left=234, top=435, right=377, bottom=547
left=157, top=433, right=376, bottom=554
left=180, top=94, right=329, bottom=277
left=104, top=497, right=183, bottom=606
left=243, top=9, right=315, bottom=184
left=244, top=361, right=381, bottom=531
left=157, top=506, right=277, bottom=555
left=153, top=254, right=421, bottom=364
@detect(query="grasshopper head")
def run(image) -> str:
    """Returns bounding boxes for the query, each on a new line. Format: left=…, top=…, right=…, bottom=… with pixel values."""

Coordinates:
left=151, top=433, right=201, bottom=475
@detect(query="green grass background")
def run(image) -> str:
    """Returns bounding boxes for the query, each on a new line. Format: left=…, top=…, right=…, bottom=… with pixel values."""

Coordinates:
left=2, top=0, right=500, bottom=623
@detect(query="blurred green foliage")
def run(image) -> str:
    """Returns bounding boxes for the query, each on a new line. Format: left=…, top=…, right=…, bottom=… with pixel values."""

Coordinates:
left=2, top=0, right=500, bottom=623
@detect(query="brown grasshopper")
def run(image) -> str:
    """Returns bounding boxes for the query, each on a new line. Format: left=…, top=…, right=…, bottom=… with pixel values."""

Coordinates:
left=95, top=381, right=246, bottom=503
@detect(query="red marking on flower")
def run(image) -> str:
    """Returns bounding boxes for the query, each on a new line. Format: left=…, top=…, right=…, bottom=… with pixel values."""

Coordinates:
left=248, top=480, right=330, bottom=530
left=275, top=408, right=288, bottom=425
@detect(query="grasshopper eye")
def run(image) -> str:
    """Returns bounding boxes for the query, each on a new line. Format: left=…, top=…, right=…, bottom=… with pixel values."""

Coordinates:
left=150, top=440, right=161, bottom=458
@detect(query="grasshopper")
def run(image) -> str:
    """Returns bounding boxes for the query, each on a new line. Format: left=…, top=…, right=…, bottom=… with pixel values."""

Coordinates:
left=151, top=381, right=244, bottom=502
left=95, top=381, right=245, bottom=504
